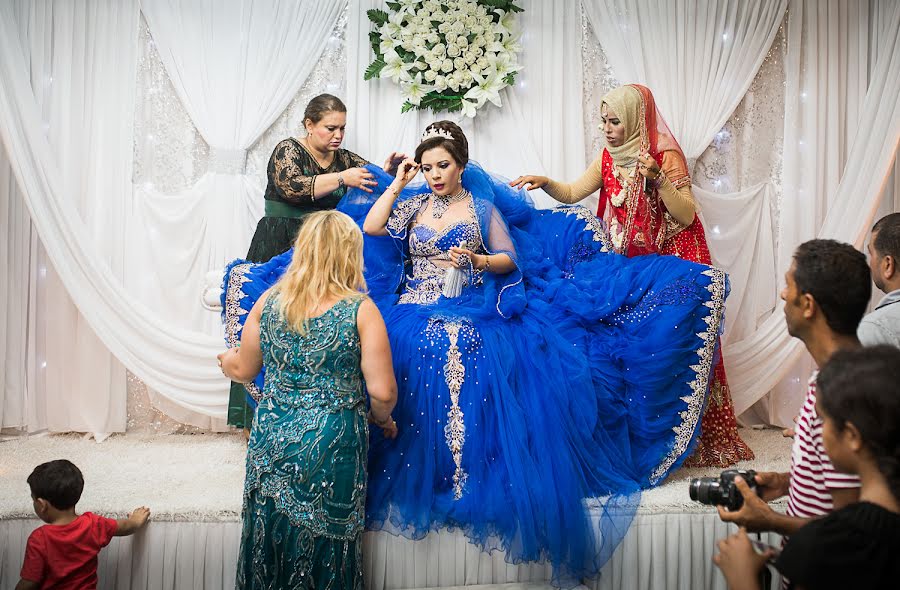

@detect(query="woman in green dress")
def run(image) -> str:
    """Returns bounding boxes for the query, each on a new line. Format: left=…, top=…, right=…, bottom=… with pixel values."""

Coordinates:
left=218, top=210, right=398, bottom=590
left=229, top=93, right=404, bottom=429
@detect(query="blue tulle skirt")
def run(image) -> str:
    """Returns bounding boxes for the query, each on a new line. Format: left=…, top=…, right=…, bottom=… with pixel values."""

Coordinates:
left=221, top=165, right=727, bottom=585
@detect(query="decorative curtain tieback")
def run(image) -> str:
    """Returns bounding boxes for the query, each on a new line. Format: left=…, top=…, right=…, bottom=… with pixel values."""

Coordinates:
left=208, top=146, right=248, bottom=175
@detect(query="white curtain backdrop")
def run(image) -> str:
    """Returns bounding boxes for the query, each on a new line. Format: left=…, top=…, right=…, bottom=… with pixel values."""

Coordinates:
left=732, top=0, right=900, bottom=421
left=1, top=0, right=898, bottom=433
left=695, top=183, right=777, bottom=344
left=0, top=0, right=140, bottom=436
left=134, top=0, right=347, bottom=338
left=582, top=0, right=788, bottom=159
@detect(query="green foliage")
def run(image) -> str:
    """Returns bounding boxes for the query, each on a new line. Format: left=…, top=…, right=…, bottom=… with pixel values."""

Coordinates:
left=478, top=0, right=523, bottom=13
left=367, top=9, right=389, bottom=26
left=364, top=58, right=386, bottom=81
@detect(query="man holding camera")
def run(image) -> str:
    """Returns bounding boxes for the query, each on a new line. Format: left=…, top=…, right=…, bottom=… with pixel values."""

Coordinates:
left=717, top=240, right=870, bottom=536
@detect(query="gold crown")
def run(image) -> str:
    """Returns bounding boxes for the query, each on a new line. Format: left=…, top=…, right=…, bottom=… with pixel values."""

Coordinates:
left=421, top=127, right=454, bottom=142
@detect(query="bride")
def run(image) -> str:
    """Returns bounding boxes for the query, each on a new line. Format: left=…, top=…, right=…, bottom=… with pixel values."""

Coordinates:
left=222, top=121, right=728, bottom=583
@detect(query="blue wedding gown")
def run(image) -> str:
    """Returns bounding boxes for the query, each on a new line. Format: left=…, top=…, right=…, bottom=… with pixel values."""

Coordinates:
left=222, top=163, right=728, bottom=584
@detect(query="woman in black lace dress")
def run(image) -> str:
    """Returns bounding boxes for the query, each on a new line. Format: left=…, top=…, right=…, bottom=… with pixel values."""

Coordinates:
left=229, top=93, right=404, bottom=430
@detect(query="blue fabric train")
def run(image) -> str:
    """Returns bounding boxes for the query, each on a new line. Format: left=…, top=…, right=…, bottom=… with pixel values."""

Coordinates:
left=222, top=162, right=728, bottom=584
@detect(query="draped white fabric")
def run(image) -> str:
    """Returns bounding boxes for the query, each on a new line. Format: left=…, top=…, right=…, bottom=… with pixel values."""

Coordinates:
left=732, top=0, right=900, bottom=420
left=695, top=183, right=777, bottom=345
left=0, top=515, right=781, bottom=590
left=0, top=0, right=142, bottom=436
left=0, top=2, right=231, bottom=421
left=582, top=0, right=788, bottom=159
left=133, top=0, right=347, bottom=337
left=1, top=0, right=898, bottom=432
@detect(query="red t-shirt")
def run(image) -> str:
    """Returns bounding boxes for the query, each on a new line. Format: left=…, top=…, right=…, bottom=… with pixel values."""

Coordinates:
left=20, top=512, right=118, bottom=589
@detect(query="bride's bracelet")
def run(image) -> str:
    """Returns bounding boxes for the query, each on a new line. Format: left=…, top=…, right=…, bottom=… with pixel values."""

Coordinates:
left=482, top=255, right=492, bottom=272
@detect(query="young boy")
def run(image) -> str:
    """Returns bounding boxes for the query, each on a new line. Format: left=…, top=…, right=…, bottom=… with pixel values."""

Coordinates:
left=16, top=459, right=150, bottom=590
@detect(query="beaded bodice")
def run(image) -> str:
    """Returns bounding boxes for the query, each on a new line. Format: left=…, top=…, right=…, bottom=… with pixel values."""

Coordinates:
left=399, top=198, right=486, bottom=304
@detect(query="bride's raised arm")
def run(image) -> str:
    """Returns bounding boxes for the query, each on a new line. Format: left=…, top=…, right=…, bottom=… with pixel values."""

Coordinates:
left=362, top=158, right=420, bottom=236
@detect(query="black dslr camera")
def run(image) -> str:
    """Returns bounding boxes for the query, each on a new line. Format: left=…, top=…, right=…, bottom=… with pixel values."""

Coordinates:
left=689, top=469, right=757, bottom=511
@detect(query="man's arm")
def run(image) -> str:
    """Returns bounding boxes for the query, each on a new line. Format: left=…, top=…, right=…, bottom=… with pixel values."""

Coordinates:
left=15, top=579, right=39, bottom=590
left=717, top=476, right=813, bottom=536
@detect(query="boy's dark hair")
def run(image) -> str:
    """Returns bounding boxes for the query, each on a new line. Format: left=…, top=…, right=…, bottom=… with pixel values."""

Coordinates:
left=872, top=212, right=900, bottom=261
left=792, top=239, right=871, bottom=335
left=817, top=345, right=900, bottom=500
left=27, top=459, right=84, bottom=510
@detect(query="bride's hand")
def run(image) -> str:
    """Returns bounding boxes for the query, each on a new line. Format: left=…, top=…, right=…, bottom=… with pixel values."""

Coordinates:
left=394, top=158, right=420, bottom=187
left=449, top=246, right=480, bottom=269
left=383, top=151, right=408, bottom=176
left=509, top=175, right=548, bottom=191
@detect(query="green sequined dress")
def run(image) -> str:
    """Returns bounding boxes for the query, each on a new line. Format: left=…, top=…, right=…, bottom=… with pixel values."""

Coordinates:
left=236, top=295, right=367, bottom=590
left=228, top=138, right=368, bottom=429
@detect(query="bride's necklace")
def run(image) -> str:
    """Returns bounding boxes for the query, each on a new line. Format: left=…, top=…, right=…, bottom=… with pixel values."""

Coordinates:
left=432, top=188, right=469, bottom=219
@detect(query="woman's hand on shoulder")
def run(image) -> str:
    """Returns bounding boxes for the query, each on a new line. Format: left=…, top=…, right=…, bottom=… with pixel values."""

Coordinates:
left=342, top=167, right=376, bottom=193
left=509, top=175, right=548, bottom=191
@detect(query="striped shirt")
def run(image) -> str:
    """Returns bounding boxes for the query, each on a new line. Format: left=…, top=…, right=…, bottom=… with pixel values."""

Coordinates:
left=786, top=373, right=860, bottom=519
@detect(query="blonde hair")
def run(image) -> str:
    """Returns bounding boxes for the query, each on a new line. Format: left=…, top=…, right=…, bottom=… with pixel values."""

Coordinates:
left=272, top=210, right=367, bottom=334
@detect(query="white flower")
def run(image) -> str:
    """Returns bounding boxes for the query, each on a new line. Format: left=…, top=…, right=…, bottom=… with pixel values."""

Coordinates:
left=434, top=75, right=448, bottom=91
left=464, top=68, right=505, bottom=107
left=456, top=35, right=468, bottom=47
left=424, top=69, right=438, bottom=82
left=440, top=58, right=454, bottom=73
left=453, top=56, right=465, bottom=70
left=379, top=38, right=397, bottom=54
left=382, top=49, right=414, bottom=84
left=401, top=72, right=435, bottom=106
left=447, top=43, right=461, bottom=58
left=498, top=10, right=520, bottom=36
left=460, top=98, right=478, bottom=118
left=431, top=42, right=446, bottom=57
left=488, top=50, right=523, bottom=75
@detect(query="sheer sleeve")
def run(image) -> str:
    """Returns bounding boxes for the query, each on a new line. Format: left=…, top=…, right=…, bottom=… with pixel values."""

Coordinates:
left=657, top=151, right=696, bottom=225
left=542, top=155, right=604, bottom=204
left=385, top=193, right=427, bottom=240
left=485, top=207, right=518, bottom=263
left=271, top=139, right=315, bottom=204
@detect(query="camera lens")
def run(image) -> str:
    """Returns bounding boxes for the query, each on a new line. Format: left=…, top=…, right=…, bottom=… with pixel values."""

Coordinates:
left=689, top=477, right=720, bottom=505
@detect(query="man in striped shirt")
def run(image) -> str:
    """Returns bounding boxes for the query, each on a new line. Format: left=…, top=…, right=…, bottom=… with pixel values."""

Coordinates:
left=719, top=239, right=870, bottom=536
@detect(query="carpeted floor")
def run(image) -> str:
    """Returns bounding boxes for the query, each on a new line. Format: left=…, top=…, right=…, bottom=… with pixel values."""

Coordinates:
left=0, top=427, right=790, bottom=521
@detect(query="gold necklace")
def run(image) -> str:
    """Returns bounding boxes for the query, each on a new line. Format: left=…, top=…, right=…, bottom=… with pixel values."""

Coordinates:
left=300, top=137, right=333, bottom=169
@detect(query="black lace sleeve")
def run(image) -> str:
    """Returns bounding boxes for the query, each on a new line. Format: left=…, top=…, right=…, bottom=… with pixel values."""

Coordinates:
left=338, top=148, right=369, bottom=169
left=271, top=139, right=314, bottom=203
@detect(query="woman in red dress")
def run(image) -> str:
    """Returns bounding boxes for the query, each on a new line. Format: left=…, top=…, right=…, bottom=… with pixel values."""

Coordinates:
left=511, top=84, right=753, bottom=467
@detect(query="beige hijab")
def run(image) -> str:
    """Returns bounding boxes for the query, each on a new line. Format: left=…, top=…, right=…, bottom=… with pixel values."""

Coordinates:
left=601, top=85, right=643, bottom=168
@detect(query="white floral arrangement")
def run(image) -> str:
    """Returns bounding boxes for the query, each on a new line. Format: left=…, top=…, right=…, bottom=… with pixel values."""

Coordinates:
left=365, top=0, right=524, bottom=118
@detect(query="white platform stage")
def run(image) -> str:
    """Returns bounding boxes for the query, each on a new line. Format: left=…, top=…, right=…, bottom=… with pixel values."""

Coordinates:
left=0, top=429, right=788, bottom=590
